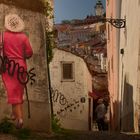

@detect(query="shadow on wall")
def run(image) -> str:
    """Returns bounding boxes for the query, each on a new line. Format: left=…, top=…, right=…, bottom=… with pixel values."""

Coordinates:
left=111, top=101, right=120, bottom=131
left=121, top=76, right=134, bottom=132
left=110, top=75, right=134, bottom=132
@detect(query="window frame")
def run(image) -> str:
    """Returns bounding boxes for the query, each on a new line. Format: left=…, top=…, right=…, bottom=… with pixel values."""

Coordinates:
left=61, top=61, right=75, bottom=82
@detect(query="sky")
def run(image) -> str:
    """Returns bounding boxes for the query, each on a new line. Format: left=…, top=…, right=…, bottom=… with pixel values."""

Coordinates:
left=54, top=0, right=106, bottom=23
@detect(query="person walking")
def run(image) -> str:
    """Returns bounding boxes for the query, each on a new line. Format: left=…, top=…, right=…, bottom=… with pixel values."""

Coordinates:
left=95, top=98, right=107, bottom=131
left=1, top=14, right=33, bottom=128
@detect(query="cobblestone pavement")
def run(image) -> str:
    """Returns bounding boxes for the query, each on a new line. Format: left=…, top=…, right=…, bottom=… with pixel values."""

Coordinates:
left=1, top=131, right=140, bottom=140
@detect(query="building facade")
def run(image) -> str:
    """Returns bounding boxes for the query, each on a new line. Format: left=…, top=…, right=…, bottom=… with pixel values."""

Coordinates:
left=106, top=0, right=120, bottom=131
left=50, top=48, right=93, bottom=130
left=119, top=0, right=140, bottom=132
left=107, top=0, right=140, bottom=132
left=55, top=23, right=96, bottom=48
left=0, top=0, right=53, bottom=133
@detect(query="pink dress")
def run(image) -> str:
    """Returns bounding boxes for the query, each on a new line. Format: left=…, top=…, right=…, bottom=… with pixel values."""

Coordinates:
left=2, top=31, right=33, bottom=104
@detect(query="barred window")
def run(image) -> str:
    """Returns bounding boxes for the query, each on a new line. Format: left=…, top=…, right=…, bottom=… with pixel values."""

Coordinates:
left=61, top=62, right=74, bottom=81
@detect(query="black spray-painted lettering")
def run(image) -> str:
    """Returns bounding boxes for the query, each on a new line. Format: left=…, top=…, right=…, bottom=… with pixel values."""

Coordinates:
left=0, top=55, right=36, bottom=85
left=51, top=88, right=68, bottom=105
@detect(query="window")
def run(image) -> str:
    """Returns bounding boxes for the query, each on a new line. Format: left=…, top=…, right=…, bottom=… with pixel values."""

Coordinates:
left=107, top=24, right=110, bottom=41
left=61, top=62, right=74, bottom=81
left=108, top=61, right=110, bottom=79
left=111, top=56, right=113, bottom=73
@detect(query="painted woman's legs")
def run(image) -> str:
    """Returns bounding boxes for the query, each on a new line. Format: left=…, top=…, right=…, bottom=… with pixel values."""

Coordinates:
left=12, top=103, right=23, bottom=129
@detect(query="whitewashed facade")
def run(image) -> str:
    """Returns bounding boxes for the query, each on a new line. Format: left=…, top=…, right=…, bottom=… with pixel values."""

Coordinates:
left=107, top=0, right=140, bottom=132
left=50, top=48, right=93, bottom=130
left=119, top=0, right=140, bottom=132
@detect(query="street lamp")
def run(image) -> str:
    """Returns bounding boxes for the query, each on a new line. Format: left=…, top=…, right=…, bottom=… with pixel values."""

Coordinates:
left=102, top=18, right=126, bottom=28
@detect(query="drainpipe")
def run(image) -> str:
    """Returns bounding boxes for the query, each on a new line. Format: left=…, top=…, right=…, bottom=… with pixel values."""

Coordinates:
left=46, top=33, right=54, bottom=116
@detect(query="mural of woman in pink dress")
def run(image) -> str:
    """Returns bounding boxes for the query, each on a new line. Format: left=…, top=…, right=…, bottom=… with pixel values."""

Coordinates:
left=2, top=14, right=33, bottom=128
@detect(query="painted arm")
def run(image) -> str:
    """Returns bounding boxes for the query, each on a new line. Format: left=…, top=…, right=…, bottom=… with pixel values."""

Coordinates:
left=24, top=37, right=33, bottom=59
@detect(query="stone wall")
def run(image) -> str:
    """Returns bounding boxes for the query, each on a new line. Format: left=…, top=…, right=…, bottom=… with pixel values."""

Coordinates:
left=0, top=3, right=51, bottom=133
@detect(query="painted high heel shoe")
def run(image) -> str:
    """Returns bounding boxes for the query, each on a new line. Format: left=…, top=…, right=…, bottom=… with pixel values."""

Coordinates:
left=16, top=119, right=23, bottom=129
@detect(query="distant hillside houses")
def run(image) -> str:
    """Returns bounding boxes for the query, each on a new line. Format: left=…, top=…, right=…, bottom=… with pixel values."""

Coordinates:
left=54, top=16, right=106, bottom=48
left=54, top=14, right=107, bottom=73
left=54, top=16, right=108, bottom=95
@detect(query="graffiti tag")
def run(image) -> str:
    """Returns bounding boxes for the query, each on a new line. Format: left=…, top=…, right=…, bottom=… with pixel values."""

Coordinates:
left=0, top=55, right=36, bottom=85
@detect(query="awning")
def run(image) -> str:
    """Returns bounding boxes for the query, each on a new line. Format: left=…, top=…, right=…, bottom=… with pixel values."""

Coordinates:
left=88, top=90, right=105, bottom=99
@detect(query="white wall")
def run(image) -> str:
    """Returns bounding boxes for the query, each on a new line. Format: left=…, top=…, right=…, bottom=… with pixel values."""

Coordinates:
left=119, top=0, right=140, bottom=132
left=50, top=48, right=92, bottom=130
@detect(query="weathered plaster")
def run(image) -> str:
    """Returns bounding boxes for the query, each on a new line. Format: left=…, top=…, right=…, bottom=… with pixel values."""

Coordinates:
left=50, top=48, right=93, bottom=130
left=0, top=4, right=51, bottom=133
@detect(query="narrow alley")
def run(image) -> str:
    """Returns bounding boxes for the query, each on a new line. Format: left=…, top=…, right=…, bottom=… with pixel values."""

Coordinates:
left=0, top=0, right=140, bottom=139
